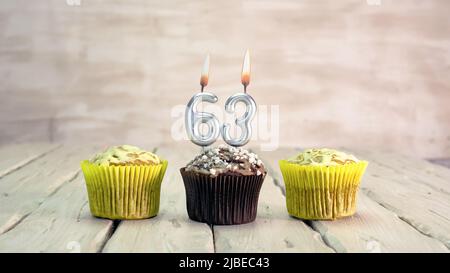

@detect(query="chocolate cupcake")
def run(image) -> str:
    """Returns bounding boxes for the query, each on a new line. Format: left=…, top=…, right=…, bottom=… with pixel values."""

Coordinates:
left=180, top=145, right=266, bottom=225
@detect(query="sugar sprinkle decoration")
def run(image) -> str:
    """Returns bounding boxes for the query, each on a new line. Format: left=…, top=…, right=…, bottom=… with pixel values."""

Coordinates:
left=185, top=145, right=265, bottom=177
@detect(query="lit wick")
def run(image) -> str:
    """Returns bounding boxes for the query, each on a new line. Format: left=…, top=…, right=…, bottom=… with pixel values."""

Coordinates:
left=200, top=54, right=210, bottom=92
left=241, top=49, right=251, bottom=93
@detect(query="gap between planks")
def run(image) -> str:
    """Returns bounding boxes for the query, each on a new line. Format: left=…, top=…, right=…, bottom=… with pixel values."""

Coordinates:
left=0, top=143, right=61, bottom=179
left=257, top=147, right=449, bottom=252
left=96, top=147, right=161, bottom=252
left=0, top=143, right=114, bottom=252
left=103, top=145, right=334, bottom=253
left=0, top=143, right=163, bottom=252
left=211, top=148, right=334, bottom=253
left=355, top=150, right=450, bottom=250
left=101, top=144, right=214, bottom=253
left=0, top=145, right=86, bottom=235
left=2, top=144, right=447, bottom=252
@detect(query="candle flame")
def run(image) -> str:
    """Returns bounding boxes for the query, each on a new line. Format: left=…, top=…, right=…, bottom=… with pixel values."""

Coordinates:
left=200, top=54, right=210, bottom=90
left=241, top=49, right=251, bottom=90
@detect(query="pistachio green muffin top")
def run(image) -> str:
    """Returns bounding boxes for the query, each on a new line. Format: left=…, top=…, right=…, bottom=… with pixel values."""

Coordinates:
left=288, top=148, right=359, bottom=166
left=90, top=145, right=161, bottom=166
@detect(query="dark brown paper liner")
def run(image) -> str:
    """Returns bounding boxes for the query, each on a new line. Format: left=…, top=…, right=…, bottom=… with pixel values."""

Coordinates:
left=180, top=168, right=266, bottom=225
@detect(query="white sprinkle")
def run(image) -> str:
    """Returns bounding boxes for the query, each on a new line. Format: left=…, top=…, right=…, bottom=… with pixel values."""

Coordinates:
left=257, top=170, right=261, bottom=175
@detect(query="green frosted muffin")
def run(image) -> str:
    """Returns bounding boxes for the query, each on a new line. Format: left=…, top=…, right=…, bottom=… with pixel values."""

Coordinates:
left=279, top=148, right=368, bottom=220
left=81, top=145, right=168, bottom=220
left=90, top=145, right=161, bottom=166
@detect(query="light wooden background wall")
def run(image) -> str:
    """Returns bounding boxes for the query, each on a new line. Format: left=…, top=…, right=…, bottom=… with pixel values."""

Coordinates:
left=1, top=0, right=449, bottom=158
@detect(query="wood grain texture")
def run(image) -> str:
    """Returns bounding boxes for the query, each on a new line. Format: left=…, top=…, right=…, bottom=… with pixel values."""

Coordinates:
left=103, top=145, right=214, bottom=253
left=257, top=147, right=450, bottom=252
left=398, top=156, right=450, bottom=192
left=355, top=150, right=450, bottom=249
left=214, top=171, right=334, bottom=252
left=310, top=194, right=448, bottom=253
left=0, top=145, right=97, bottom=235
left=0, top=143, right=448, bottom=252
left=369, top=151, right=450, bottom=190
left=0, top=143, right=59, bottom=178
left=0, top=174, right=113, bottom=252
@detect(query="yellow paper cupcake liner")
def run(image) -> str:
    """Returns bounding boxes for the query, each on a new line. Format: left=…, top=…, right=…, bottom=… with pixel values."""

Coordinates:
left=80, top=160, right=168, bottom=220
left=279, top=160, right=368, bottom=220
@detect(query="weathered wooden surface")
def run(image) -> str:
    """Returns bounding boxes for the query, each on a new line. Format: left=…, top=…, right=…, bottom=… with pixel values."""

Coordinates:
left=0, top=143, right=59, bottom=178
left=0, top=145, right=98, bottom=235
left=0, top=143, right=449, bottom=252
left=356, top=150, right=450, bottom=249
left=214, top=172, right=334, bottom=253
left=310, top=194, right=448, bottom=253
left=0, top=144, right=113, bottom=252
left=257, top=147, right=450, bottom=253
left=0, top=174, right=113, bottom=252
left=103, top=145, right=214, bottom=253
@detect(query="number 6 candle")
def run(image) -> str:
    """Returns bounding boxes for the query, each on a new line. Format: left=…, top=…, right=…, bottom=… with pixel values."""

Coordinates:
left=185, top=54, right=220, bottom=146
left=221, top=49, right=257, bottom=147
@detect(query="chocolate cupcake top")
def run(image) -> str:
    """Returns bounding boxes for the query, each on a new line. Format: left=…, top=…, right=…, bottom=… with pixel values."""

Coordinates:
left=90, top=145, right=161, bottom=166
left=185, top=145, right=266, bottom=177
left=288, top=148, right=359, bottom=166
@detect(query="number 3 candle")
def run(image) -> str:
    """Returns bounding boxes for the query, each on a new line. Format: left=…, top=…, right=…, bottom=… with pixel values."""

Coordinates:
left=222, top=49, right=257, bottom=147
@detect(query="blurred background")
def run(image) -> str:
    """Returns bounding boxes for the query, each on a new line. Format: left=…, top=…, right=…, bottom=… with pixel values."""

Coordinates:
left=0, top=0, right=449, bottom=158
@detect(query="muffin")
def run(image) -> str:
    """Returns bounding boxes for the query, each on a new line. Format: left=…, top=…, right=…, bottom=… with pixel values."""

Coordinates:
left=81, top=145, right=168, bottom=220
left=180, top=145, right=266, bottom=225
left=279, top=148, right=368, bottom=220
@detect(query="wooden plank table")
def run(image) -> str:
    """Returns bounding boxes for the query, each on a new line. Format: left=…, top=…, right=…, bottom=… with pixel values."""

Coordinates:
left=0, top=143, right=448, bottom=253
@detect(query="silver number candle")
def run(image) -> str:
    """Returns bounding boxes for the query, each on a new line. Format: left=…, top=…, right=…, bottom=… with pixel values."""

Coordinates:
left=222, top=49, right=256, bottom=147
left=185, top=55, right=221, bottom=147
left=222, top=93, right=257, bottom=146
left=185, top=92, right=220, bottom=146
